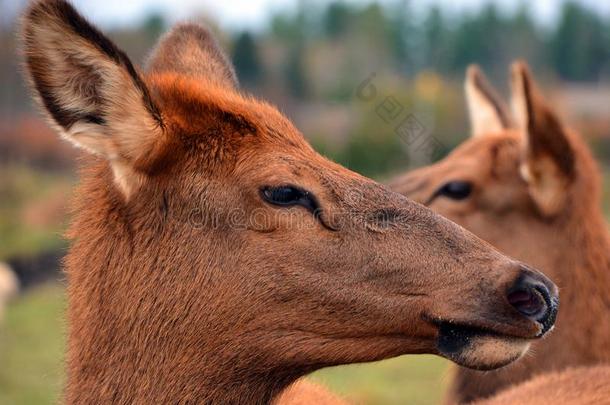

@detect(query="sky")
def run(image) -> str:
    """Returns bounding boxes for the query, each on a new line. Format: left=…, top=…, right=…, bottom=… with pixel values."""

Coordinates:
left=3, top=0, right=610, bottom=31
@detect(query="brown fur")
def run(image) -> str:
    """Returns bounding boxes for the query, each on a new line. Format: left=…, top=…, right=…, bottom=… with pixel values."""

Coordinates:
left=21, top=3, right=559, bottom=404
left=146, top=23, right=238, bottom=89
left=390, top=62, right=610, bottom=403
left=275, top=380, right=347, bottom=405
left=476, top=366, right=610, bottom=405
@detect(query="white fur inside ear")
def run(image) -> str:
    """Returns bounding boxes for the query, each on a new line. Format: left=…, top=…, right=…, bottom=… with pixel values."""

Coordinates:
left=66, top=122, right=146, bottom=198
left=520, top=156, right=568, bottom=217
left=111, top=160, right=145, bottom=199
left=519, top=161, right=533, bottom=183
left=466, top=81, right=506, bottom=137
left=64, top=122, right=119, bottom=159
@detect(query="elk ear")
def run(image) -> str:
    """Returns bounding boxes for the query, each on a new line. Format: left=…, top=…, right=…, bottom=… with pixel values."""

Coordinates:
left=510, top=61, right=575, bottom=217
left=146, top=23, right=238, bottom=89
left=465, top=65, right=512, bottom=137
left=21, top=0, right=166, bottom=198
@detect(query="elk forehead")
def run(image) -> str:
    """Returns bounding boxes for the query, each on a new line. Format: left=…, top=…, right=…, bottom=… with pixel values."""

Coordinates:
left=149, top=73, right=310, bottom=152
left=456, top=132, right=522, bottom=178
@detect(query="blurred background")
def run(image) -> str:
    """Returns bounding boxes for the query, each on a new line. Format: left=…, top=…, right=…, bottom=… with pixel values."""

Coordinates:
left=1, top=0, right=610, bottom=404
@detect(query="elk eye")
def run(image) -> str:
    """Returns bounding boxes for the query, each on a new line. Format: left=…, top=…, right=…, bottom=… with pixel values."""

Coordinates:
left=261, top=186, right=318, bottom=212
left=436, top=181, right=472, bottom=200
left=262, top=186, right=304, bottom=205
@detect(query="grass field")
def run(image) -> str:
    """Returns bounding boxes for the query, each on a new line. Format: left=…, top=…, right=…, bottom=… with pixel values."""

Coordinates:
left=0, top=284, right=450, bottom=405
left=0, top=285, right=65, bottom=405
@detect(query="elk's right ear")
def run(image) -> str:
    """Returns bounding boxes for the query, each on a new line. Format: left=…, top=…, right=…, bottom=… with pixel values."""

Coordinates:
left=465, top=65, right=512, bottom=137
left=21, top=0, right=166, bottom=197
left=146, top=23, right=238, bottom=89
left=511, top=61, right=575, bottom=217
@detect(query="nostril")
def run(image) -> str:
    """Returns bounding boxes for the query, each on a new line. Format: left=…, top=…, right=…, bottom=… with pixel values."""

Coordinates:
left=507, top=287, right=548, bottom=320
left=509, top=269, right=559, bottom=335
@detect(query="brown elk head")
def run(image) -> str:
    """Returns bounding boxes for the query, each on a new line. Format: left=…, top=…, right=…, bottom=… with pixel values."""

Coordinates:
left=390, top=63, right=600, bottom=277
left=22, top=2, right=557, bottom=402
left=391, top=62, right=609, bottom=404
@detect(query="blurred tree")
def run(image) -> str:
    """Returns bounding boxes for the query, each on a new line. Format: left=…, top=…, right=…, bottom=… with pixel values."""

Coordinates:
left=449, top=4, right=507, bottom=73
left=270, top=13, right=298, bottom=41
left=232, top=31, right=263, bottom=87
left=142, top=13, right=165, bottom=41
left=269, top=1, right=313, bottom=99
left=324, top=1, right=351, bottom=39
left=285, top=40, right=309, bottom=99
left=270, top=0, right=311, bottom=43
left=550, top=2, right=609, bottom=81
left=507, top=5, right=543, bottom=68
left=356, top=3, right=386, bottom=44
left=385, top=0, right=413, bottom=72
left=421, top=6, right=449, bottom=73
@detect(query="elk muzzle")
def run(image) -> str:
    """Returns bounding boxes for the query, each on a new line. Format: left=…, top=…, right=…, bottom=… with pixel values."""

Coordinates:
left=434, top=264, right=558, bottom=371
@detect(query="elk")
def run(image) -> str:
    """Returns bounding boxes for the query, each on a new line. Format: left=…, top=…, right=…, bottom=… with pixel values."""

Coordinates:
left=21, top=2, right=558, bottom=403
left=390, top=62, right=610, bottom=403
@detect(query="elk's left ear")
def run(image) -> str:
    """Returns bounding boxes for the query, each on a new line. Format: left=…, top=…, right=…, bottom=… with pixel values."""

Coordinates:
left=465, top=65, right=512, bottom=137
left=511, top=61, right=575, bottom=217
left=146, top=23, right=238, bottom=89
left=21, top=0, right=167, bottom=198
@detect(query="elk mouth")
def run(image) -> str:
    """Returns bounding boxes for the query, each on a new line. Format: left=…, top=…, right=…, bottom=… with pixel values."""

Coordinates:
left=433, top=320, right=534, bottom=371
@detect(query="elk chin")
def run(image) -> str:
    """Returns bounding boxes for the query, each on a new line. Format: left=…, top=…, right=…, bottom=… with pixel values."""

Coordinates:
left=436, top=323, right=531, bottom=371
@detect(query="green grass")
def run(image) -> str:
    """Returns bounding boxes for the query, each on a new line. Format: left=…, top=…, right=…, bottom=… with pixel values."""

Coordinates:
left=312, top=356, right=449, bottom=404
left=0, top=284, right=65, bottom=405
left=0, top=284, right=448, bottom=405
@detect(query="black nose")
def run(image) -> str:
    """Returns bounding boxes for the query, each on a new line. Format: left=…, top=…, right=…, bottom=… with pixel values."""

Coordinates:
left=507, top=270, right=559, bottom=335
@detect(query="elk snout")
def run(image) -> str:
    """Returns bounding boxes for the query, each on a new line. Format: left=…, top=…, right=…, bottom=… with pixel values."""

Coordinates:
left=507, top=268, right=559, bottom=336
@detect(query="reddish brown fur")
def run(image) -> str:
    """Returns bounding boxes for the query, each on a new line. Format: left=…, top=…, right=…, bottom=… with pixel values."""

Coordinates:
left=275, top=380, right=346, bottom=405
left=22, top=2, right=559, bottom=403
left=390, top=63, right=610, bottom=403
left=476, top=366, right=610, bottom=405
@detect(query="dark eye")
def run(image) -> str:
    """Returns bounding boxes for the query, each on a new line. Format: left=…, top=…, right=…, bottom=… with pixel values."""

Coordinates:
left=261, top=185, right=318, bottom=213
left=436, top=181, right=472, bottom=200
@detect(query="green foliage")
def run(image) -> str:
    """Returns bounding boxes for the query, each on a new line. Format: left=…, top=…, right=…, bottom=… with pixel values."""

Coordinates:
left=264, top=1, right=608, bottom=83
left=336, top=121, right=407, bottom=179
left=311, top=77, right=466, bottom=179
left=421, top=6, right=449, bottom=71
left=142, top=13, right=166, bottom=41
left=324, top=1, right=351, bottom=39
left=232, top=31, right=263, bottom=87
left=285, top=41, right=309, bottom=99
left=550, top=2, right=610, bottom=81
left=384, top=1, right=414, bottom=70
left=0, top=165, right=71, bottom=259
